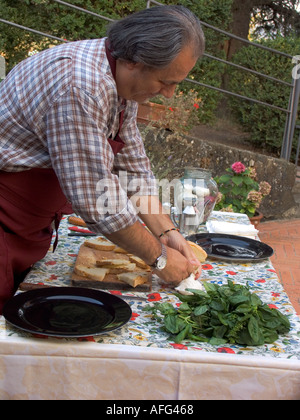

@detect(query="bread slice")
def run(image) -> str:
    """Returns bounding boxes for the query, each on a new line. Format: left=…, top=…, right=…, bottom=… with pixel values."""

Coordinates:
left=129, top=255, right=150, bottom=270
left=68, top=216, right=87, bottom=227
left=96, top=258, right=136, bottom=274
left=74, top=265, right=109, bottom=282
left=96, top=258, right=133, bottom=267
left=113, top=246, right=129, bottom=254
left=84, top=238, right=116, bottom=251
left=187, top=240, right=207, bottom=263
left=117, top=272, right=149, bottom=288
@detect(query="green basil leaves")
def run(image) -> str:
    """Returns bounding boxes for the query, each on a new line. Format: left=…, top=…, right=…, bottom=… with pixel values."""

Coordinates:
left=144, top=281, right=291, bottom=346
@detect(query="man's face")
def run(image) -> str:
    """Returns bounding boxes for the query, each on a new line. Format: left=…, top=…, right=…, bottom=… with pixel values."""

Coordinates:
left=116, top=45, right=198, bottom=103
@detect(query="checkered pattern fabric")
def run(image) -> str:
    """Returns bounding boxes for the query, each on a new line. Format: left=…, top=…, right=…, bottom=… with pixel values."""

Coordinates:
left=0, top=38, right=157, bottom=234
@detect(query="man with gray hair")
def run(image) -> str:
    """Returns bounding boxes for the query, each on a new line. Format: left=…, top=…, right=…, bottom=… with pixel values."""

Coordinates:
left=0, top=5, right=205, bottom=311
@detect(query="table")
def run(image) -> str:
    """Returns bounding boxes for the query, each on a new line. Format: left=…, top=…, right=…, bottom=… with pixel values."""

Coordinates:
left=0, top=212, right=300, bottom=400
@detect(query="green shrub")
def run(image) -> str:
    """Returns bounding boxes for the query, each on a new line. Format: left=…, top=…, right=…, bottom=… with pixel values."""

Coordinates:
left=177, top=0, right=232, bottom=124
left=227, top=36, right=300, bottom=156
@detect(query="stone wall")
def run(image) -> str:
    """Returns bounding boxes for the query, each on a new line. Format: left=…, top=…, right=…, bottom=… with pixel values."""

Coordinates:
left=142, top=127, right=299, bottom=220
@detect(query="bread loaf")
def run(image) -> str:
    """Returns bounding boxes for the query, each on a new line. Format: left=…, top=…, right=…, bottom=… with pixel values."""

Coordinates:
left=187, top=240, right=207, bottom=263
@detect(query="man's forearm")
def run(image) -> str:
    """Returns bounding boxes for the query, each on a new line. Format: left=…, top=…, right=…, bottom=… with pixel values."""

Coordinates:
left=102, top=196, right=174, bottom=265
left=105, top=220, right=162, bottom=266
left=106, top=195, right=199, bottom=284
left=134, top=195, right=175, bottom=238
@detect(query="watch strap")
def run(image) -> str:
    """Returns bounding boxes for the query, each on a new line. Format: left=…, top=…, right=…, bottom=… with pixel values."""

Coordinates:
left=150, top=243, right=167, bottom=270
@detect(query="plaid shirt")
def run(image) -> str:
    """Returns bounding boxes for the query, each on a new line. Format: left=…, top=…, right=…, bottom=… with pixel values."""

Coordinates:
left=0, top=38, right=157, bottom=234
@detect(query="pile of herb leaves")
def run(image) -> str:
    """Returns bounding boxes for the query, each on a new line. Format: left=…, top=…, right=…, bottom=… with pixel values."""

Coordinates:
left=144, top=281, right=291, bottom=346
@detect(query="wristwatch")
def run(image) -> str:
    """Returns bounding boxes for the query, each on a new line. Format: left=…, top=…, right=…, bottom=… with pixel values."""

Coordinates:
left=150, top=244, right=167, bottom=271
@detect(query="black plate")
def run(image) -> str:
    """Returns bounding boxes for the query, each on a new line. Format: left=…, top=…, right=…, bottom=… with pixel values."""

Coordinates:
left=187, top=233, right=274, bottom=262
left=3, top=287, right=132, bottom=338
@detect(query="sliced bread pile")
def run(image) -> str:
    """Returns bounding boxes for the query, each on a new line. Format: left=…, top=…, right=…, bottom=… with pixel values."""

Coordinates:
left=71, top=237, right=152, bottom=291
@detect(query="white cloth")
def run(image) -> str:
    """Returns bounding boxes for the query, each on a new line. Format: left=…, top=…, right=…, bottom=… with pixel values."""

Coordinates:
left=175, top=273, right=205, bottom=296
left=206, top=220, right=258, bottom=239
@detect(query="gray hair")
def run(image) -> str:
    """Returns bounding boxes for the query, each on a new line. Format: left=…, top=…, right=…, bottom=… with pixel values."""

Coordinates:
left=107, top=5, right=205, bottom=69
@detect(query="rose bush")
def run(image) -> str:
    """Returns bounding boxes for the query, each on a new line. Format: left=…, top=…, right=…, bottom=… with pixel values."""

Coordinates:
left=214, top=161, right=271, bottom=218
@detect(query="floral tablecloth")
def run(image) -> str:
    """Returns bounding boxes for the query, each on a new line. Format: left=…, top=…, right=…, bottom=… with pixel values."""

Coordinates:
left=0, top=212, right=300, bottom=400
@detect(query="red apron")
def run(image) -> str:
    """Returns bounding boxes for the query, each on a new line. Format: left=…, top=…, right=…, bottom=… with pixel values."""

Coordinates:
left=0, top=40, right=125, bottom=312
left=0, top=168, right=73, bottom=312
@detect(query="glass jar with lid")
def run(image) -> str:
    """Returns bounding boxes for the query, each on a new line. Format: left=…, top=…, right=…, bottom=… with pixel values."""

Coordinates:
left=172, top=167, right=218, bottom=236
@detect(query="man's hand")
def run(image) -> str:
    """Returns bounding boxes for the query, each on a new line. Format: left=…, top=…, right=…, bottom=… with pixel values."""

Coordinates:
left=105, top=220, right=199, bottom=285
left=160, top=229, right=202, bottom=279
left=152, top=245, right=200, bottom=285
left=105, top=195, right=202, bottom=285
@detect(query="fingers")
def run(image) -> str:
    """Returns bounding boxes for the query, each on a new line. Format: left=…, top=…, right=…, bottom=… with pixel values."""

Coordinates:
left=193, top=263, right=202, bottom=279
left=177, top=242, right=201, bottom=274
left=160, top=231, right=201, bottom=276
left=154, top=247, right=202, bottom=285
left=189, top=257, right=201, bottom=270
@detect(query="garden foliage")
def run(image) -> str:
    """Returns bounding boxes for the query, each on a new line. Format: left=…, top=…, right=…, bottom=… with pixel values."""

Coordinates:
left=0, top=0, right=299, bottom=155
left=144, top=280, right=291, bottom=346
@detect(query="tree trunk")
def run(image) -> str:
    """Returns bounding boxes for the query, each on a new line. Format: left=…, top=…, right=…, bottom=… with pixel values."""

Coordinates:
left=217, top=0, right=254, bottom=118
left=226, top=0, right=254, bottom=61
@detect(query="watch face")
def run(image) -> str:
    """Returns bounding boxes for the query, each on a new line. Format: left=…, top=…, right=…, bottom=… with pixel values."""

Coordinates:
left=157, top=256, right=167, bottom=270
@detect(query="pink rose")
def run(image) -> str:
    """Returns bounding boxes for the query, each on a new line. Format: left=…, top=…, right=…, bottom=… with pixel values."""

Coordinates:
left=231, top=162, right=246, bottom=174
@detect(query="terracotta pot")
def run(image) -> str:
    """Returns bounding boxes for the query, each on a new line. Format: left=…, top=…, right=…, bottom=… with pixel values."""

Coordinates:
left=137, top=102, right=167, bottom=124
left=250, top=211, right=264, bottom=227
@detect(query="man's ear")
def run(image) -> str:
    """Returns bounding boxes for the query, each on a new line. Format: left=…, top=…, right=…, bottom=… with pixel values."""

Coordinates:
left=123, top=61, right=144, bottom=71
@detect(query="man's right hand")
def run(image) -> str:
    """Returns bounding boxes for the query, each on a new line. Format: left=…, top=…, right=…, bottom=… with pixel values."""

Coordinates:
left=152, top=245, right=199, bottom=285
left=105, top=220, right=197, bottom=285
